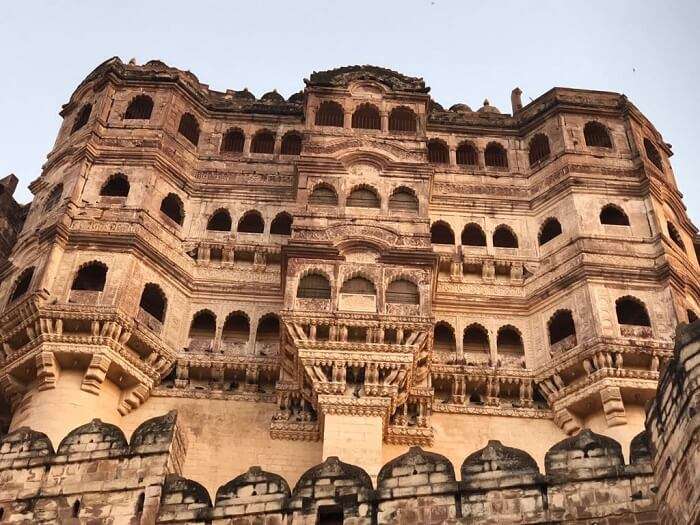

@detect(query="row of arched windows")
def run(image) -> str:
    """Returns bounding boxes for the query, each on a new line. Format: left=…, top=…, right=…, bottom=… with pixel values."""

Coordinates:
left=221, top=128, right=302, bottom=155
left=434, top=322, right=524, bottom=358
left=188, top=310, right=279, bottom=346
left=315, top=101, right=417, bottom=132
left=308, top=184, right=419, bottom=212
left=206, top=209, right=292, bottom=235
left=428, top=140, right=509, bottom=168
left=430, top=205, right=631, bottom=247
left=297, top=274, right=420, bottom=305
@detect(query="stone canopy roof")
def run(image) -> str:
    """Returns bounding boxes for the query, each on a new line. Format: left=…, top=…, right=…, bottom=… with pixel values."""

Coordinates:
left=305, top=65, right=430, bottom=93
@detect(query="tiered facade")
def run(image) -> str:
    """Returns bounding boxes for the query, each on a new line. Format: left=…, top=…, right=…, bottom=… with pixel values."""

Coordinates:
left=0, top=58, right=698, bottom=523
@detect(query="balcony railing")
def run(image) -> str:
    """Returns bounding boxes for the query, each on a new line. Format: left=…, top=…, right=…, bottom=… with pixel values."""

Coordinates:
left=549, top=334, right=577, bottom=354
left=338, top=293, right=376, bottom=313
left=620, top=325, right=653, bottom=339
left=137, top=308, right=164, bottom=335
left=68, top=290, right=101, bottom=305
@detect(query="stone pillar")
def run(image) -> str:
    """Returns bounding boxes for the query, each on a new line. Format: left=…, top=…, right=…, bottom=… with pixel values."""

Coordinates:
left=380, top=111, right=388, bottom=132
left=322, top=413, right=383, bottom=482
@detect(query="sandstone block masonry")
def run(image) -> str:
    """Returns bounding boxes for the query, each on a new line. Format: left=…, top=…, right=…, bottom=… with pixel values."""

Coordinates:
left=0, top=57, right=698, bottom=522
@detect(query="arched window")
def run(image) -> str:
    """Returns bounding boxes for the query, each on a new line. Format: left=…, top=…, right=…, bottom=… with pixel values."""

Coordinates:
left=256, top=314, right=280, bottom=345
left=309, top=184, right=338, bottom=206
left=71, top=262, right=107, bottom=291
left=431, top=221, right=455, bottom=245
left=461, top=223, right=486, bottom=246
left=341, top=277, right=375, bottom=295
left=688, top=309, right=698, bottom=323
left=44, top=184, right=63, bottom=211
left=346, top=186, right=380, bottom=208
left=221, top=128, right=244, bottom=153
left=297, top=273, right=331, bottom=299
left=160, top=193, right=184, bottom=226
left=616, top=297, right=651, bottom=327
left=485, top=142, right=508, bottom=168
left=428, top=139, right=449, bottom=164
left=352, top=103, right=381, bottom=130
left=207, top=209, right=232, bottom=231
left=71, top=104, right=92, bottom=134
left=178, top=113, right=200, bottom=146
left=100, top=173, right=130, bottom=197
left=599, top=204, right=629, bottom=226
left=386, top=279, right=419, bottom=304
left=388, top=187, right=418, bottom=212
left=389, top=107, right=417, bottom=132
left=9, top=267, right=35, bottom=302
left=124, top=95, right=153, bottom=120
left=237, top=211, right=264, bottom=233
left=456, top=142, right=478, bottom=166
left=139, top=283, right=167, bottom=322
left=72, top=500, right=81, bottom=518
left=433, top=322, right=456, bottom=352
left=251, top=130, right=275, bottom=154
left=463, top=324, right=489, bottom=354
left=497, top=326, right=524, bottom=356
left=315, top=101, right=344, bottom=127
left=528, top=134, right=551, bottom=166
left=667, top=222, right=685, bottom=250
left=188, top=310, right=216, bottom=339
left=222, top=312, right=249, bottom=343
left=643, top=138, right=663, bottom=170
left=548, top=310, right=576, bottom=346
left=538, top=218, right=562, bottom=245
left=280, top=132, right=302, bottom=155
left=270, top=212, right=292, bottom=235
left=493, top=225, right=518, bottom=248
left=584, top=121, right=612, bottom=148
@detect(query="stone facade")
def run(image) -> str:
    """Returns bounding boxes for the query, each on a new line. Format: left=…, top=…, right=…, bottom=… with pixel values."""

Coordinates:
left=0, top=57, right=698, bottom=523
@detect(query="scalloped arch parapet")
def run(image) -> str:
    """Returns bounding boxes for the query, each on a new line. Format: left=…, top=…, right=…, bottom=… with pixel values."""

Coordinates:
left=630, top=430, right=652, bottom=464
left=0, top=427, right=54, bottom=464
left=162, top=474, right=212, bottom=507
left=56, top=418, right=128, bottom=455
left=461, top=440, right=540, bottom=480
left=215, top=466, right=291, bottom=506
left=292, top=456, right=373, bottom=495
left=545, top=428, right=624, bottom=478
left=306, top=65, right=429, bottom=93
left=129, top=410, right=178, bottom=450
left=378, top=446, right=455, bottom=486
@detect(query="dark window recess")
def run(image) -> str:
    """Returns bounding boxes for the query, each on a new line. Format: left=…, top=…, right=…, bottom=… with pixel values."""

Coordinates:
left=667, top=222, right=685, bottom=250
left=616, top=297, right=651, bottom=326
left=539, top=218, right=562, bottom=245
left=238, top=212, right=264, bottom=233
left=352, top=103, right=381, bottom=129
left=528, top=133, right=551, bottom=166
left=124, top=95, right=154, bottom=120
left=281, top=133, right=302, bottom=155
left=389, top=107, right=417, bottom=132
left=139, top=284, right=167, bottom=322
left=221, top=128, right=245, bottom=153
left=317, top=504, right=344, bottom=525
left=493, top=226, right=518, bottom=248
left=485, top=142, right=508, bottom=168
left=178, top=113, right=200, bottom=146
left=9, top=267, right=35, bottom=302
left=388, top=188, right=418, bottom=212
left=44, top=184, right=63, bottom=211
left=431, top=222, right=454, bottom=244
left=600, top=205, right=629, bottom=225
left=428, top=140, right=449, bottom=164
left=71, top=104, right=92, bottom=134
left=71, top=263, right=107, bottom=291
left=270, top=213, right=292, bottom=235
left=584, top=121, right=612, bottom=148
left=461, top=224, right=486, bottom=246
left=315, top=101, right=344, bottom=127
left=643, top=138, right=663, bottom=170
left=297, top=274, right=331, bottom=299
left=548, top=310, right=575, bottom=344
left=456, top=142, right=478, bottom=165
left=207, top=210, right=232, bottom=231
left=100, top=174, right=130, bottom=197
left=160, top=194, right=184, bottom=226
left=251, top=131, right=275, bottom=154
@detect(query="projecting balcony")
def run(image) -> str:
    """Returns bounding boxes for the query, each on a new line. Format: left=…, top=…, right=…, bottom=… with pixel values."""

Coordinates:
left=620, top=325, right=653, bottom=339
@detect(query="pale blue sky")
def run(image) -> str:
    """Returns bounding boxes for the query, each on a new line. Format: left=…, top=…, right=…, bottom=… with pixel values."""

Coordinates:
left=1, top=1, right=698, bottom=222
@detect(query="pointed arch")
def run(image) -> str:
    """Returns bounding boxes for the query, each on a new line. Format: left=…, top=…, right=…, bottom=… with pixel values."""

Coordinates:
left=600, top=204, right=629, bottom=226
left=71, top=103, right=92, bottom=133
left=178, top=113, right=200, bottom=146
left=431, top=221, right=455, bottom=245
left=386, top=279, right=419, bottom=305
left=297, top=273, right=331, bottom=299
left=309, top=183, right=338, bottom=206
left=139, top=283, right=167, bottom=323
left=207, top=208, right=232, bottom=232
left=497, top=325, right=524, bottom=356
left=270, top=212, right=292, bottom=235
left=221, top=128, right=245, bottom=153
left=538, top=217, right=562, bottom=245
left=9, top=267, right=35, bottom=302
left=352, top=103, right=381, bottom=130
left=456, top=141, right=478, bottom=166
left=160, top=193, right=184, bottom=226
left=315, top=101, right=344, bottom=127
left=389, top=106, right=417, bottom=132
left=388, top=186, right=418, bottom=212
left=434, top=321, right=456, bottom=352
left=528, top=133, right=551, bottom=166
left=493, top=225, right=518, bottom=248
left=281, top=131, right=302, bottom=155
left=461, top=223, right=486, bottom=246
left=347, top=185, right=380, bottom=208
left=615, top=296, right=651, bottom=327
left=71, top=261, right=108, bottom=291
left=100, top=173, right=130, bottom=197
left=463, top=323, right=490, bottom=355
left=222, top=311, right=250, bottom=343
left=584, top=121, right=612, bottom=148
left=188, top=310, right=217, bottom=339
left=124, top=95, right=153, bottom=120
left=428, top=139, right=449, bottom=164
left=251, top=129, right=275, bottom=154
left=485, top=142, right=508, bottom=168
left=548, top=310, right=576, bottom=346
left=238, top=210, right=264, bottom=233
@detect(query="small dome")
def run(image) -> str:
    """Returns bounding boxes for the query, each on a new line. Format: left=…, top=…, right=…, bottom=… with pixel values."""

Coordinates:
left=233, top=88, right=256, bottom=101
left=449, top=103, right=473, bottom=113
left=461, top=440, right=539, bottom=478
left=430, top=100, right=445, bottom=112
left=477, top=99, right=500, bottom=114
left=287, top=91, right=304, bottom=104
left=261, top=90, right=284, bottom=103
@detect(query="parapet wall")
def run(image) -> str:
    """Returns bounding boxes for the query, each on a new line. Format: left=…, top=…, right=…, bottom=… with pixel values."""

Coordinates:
left=646, top=319, right=700, bottom=525
left=0, top=415, right=657, bottom=524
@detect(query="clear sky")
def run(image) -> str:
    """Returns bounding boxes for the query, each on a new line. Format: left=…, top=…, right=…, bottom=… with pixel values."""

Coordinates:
left=1, top=1, right=698, bottom=222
